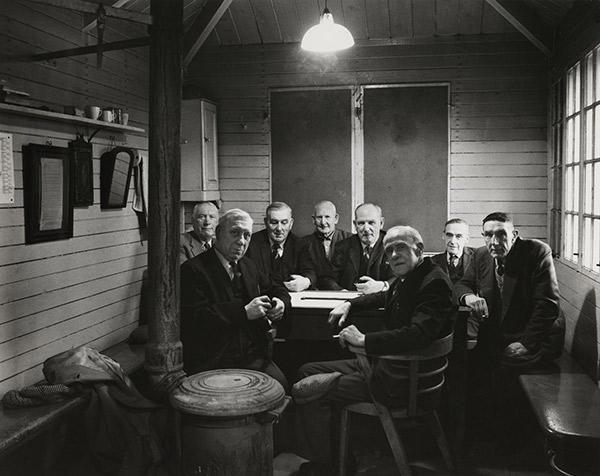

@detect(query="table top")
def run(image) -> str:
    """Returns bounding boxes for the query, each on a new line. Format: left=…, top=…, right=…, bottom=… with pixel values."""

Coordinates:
left=290, top=290, right=361, bottom=309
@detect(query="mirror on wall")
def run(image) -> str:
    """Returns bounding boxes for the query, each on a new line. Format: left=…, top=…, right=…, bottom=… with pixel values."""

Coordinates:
left=100, top=147, right=135, bottom=209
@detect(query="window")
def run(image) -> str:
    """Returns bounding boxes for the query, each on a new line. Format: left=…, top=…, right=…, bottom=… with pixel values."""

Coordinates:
left=554, top=44, right=600, bottom=275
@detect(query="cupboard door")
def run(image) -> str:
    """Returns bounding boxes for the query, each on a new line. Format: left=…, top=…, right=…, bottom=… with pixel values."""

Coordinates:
left=181, top=98, right=219, bottom=200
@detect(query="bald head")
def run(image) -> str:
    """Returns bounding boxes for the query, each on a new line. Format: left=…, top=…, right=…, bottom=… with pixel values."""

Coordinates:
left=312, top=200, right=339, bottom=236
left=354, top=203, right=384, bottom=246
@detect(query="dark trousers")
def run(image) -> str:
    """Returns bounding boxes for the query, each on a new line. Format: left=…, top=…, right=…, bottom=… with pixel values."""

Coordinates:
left=295, top=359, right=371, bottom=464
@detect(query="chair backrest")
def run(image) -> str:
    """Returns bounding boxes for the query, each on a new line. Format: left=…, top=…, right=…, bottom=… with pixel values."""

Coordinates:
left=349, top=332, right=454, bottom=416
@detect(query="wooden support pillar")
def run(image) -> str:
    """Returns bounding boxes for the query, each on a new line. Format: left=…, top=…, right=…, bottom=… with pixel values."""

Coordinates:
left=145, top=0, right=186, bottom=398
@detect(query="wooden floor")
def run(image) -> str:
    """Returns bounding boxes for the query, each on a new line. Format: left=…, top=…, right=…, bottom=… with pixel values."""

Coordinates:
left=274, top=417, right=552, bottom=476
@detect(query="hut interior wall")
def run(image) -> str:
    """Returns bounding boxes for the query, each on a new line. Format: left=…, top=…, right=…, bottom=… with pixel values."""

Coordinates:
left=0, top=3, right=149, bottom=395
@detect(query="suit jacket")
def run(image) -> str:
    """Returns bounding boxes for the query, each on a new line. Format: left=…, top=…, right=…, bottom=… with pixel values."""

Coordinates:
left=350, top=258, right=455, bottom=402
left=180, top=248, right=291, bottom=375
left=431, top=247, right=475, bottom=284
left=246, top=229, right=316, bottom=286
left=321, top=233, right=394, bottom=290
left=299, top=229, right=352, bottom=289
left=453, top=238, right=561, bottom=358
left=180, top=230, right=211, bottom=264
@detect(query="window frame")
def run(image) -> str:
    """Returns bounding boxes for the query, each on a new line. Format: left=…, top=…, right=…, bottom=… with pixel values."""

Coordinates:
left=553, top=42, right=600, bottom=281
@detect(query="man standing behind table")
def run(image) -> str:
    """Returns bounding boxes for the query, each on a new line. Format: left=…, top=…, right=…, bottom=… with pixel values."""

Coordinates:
left=246, top=201, right=316, bottom=292
left=180, top=201, right=219, bottom=263
left=431, top=218, right=474, bottom=284
left=320, top=203, right=394, bottom=294
left=300, top=200, right=352, bottom=289
left=180, top=209, right=291, bottom=389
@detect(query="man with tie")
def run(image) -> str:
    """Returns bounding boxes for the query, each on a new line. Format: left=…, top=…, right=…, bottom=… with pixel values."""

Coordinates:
left=300, top=200, right=352, bottom=289
left=246, top=202, right=316, bottom=291
left=180, top=208, right=291, bottom=389
left=320, top=203, right=394, bottom=294
left=431, top=218, right=474, bottom=284
left=454, top=212, right=563, bottom=450
left=179, top=201, right=219, bottom=263
left=293, top=226, right=454, bottom=472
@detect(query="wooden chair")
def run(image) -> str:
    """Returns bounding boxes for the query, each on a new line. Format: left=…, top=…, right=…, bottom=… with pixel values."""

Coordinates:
left=340, top=333, right=455, bottom=476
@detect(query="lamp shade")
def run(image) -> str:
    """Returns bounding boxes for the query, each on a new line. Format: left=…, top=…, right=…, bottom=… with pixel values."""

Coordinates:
left=301, top=9, right=354, bottom=53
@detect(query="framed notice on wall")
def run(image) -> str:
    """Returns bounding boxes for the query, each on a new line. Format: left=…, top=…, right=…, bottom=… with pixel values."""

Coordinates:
left=23, top=144, right=73, bottom=244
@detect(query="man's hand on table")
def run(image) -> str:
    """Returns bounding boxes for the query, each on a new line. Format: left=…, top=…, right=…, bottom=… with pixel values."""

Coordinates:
left=354, top=276, right=386, bottom=294
left=284, top=274, right=311, bottom=292
left=328, top=301, right=352, bottom=327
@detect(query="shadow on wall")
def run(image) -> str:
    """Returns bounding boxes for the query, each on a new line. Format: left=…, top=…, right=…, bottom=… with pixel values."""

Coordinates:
left=571, top=288, right=599, bottom=382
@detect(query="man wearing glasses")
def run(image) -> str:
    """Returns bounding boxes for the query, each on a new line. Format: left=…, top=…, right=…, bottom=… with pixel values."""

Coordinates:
left=454, top=211, right=563, bottom=452
left=292, top=226, right=454, bottom=473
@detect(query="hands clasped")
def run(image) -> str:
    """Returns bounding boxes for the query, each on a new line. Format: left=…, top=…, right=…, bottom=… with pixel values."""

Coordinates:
left=464, top=294, right=489, bottom=321
left=245, top=295, right=285, bottom=322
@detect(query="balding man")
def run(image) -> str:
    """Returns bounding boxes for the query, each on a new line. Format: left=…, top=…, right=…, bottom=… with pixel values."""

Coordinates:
left=180, top=209, right=291, bottom=389
left=321, top=203, right=394, bottom=294
left=300, top=200, right=352, bottom=289
left=293, top=226, right=454, bottom=471
left=180, top=201, right=219, bottom=263
left=246, top=202, right=316, bottom=292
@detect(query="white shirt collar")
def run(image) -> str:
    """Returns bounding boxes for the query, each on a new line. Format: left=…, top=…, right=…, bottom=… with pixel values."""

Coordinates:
left=446, top=251, right=462, bottom=261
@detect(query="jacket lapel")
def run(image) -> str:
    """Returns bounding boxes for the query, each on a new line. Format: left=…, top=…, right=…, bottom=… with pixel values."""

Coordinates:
left=206, top=249, right=235, bottom=300
left=349, top=236, right=361, bottom=275
left=500, top=239, right=521, bottom=322
left=239, top=258, right=260, bottom=298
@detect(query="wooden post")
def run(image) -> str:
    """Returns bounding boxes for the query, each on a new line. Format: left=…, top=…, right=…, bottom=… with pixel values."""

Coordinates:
left=145, top=0, right=186, bottom=397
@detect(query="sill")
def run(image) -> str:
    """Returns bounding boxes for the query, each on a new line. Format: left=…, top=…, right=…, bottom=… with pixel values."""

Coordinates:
left=556, top=257, right=600, bottom=285
left=0, top=103, right=145, bottom=135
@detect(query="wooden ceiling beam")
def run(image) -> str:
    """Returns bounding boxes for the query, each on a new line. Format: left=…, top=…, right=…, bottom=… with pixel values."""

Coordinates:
left=486, top=0, right=552, bottom=57
left=22, top=0, right=152, bottom=25
left=183, top=0, right=233, bottom=68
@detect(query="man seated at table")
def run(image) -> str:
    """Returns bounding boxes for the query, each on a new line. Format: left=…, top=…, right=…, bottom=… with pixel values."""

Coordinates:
left=454, top=212, right=563, bottom=449
left=320, top=202, right=394, bottom=294
left=300, top=200, right=352, bottom=289
left=180, top=208, right=291, bottom=389
left=293, top=226, right=454, bottom=473
left=180, top=201, right=219, bottom=263
left=431, top=218, right=474, bottom=284
left=246, top=201, right=316, bottom=292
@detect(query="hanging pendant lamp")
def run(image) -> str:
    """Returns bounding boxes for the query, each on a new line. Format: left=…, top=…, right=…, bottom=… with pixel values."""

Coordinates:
left=300, top=4, right=354, bottom=53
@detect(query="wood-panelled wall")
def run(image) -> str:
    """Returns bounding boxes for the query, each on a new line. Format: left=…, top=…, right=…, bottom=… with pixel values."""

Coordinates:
left=551, top=4, right=600, bottom=383
left=0, top=3, right=148, bottom=395
left=185, top=34, right=548, bottom=247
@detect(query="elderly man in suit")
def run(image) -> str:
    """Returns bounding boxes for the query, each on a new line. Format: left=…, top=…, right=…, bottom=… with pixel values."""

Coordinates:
left=300, top=200, right=352, bottom=289
left=293, top=226, right=454, bottom=472
left=180, top=208, right=291, bottom=389
left=454, top=211, right=563, bottom=451
left=246, top=201, right=316, bottom=292
left=431, top=218, right=474, bottom=284
left=179, top=201, right=219, bottom=263
left=320, top=203, right=394, bottom=294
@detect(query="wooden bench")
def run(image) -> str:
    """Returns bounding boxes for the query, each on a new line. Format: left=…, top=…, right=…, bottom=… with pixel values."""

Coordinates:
left=519, top=352, right=600, bottom=476
left=0, top=341, right=145, bottom=465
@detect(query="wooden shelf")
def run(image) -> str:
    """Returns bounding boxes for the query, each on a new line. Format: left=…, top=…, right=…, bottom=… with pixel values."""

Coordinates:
left=0, top=103, right=145, bottom=135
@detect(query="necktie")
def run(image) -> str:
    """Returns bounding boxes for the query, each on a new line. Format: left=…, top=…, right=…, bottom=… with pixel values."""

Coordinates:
left=448, top=255, right=458, bottom=271
left=200, top=241, right=211, bottom=253
left=271, top=243, right=281, bottom=262
left=495, top=259, right=505, bottom=291
left=320, top=233, right=333, bottom=259
left=229, top=261, right=242, bottom=293
left=363, top=246, right=371, bottom=261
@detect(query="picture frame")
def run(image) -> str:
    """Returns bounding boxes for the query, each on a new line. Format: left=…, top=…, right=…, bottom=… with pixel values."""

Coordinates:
left=69, top=136, right=94, bottom=206
left=100, top=146, right=135, bottom=209
left=22, top=143, right=73, bottom=244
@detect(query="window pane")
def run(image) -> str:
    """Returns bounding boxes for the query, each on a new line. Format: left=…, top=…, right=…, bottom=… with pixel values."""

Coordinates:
left=595, top=106, right=600, bottom=159
left=574, top=115, right=581, bottom=163
left=596, top=46, right=600, bottom=101
left=586, top=52, right=594, bottom=106
left=565, top=214, right=572, bottom=259
left=583, top=217, right=592, bottom=269
left=594, top=219, right=600, bottom=271
left=566, top=118, right=573, bottom=164
left=585, top=163, right=593, bottom=213
left=567, top=68, right=574, bottom=116
left=586, top=109, right=593, bottom=160
left=573, top=165, right=580, bottom=212
left=575, top=63, right=581, bottom=113
left=573, top=214, right=580, bottom=262
left=595, top=162, right=600, bottom=215
left=566, top=166, right=573, bottom=210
